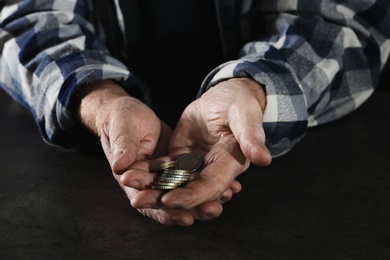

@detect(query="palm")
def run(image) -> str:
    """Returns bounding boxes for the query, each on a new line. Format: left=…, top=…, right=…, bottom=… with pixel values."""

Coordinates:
left=162, top=96, right=250, bottom=209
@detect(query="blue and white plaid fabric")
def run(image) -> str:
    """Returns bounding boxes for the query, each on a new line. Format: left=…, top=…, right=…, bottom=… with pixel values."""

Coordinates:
left=1, top=0, right=389, bottom=157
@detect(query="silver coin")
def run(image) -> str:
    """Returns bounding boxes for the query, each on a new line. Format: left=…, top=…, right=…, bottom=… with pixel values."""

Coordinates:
left=153, top=181, right=182, bottom=186
left=157, top=161, right=176, bottom=172
left=151, top=184, right=181, bottom=190
left=158, top=176, right=189, bottom=182
left=151, top=154, right=202, bottom=190
left=175, top=154, right=203, bottom=172
left=158, top=175, right=190, bottom=180
left=160, top=169, right=191, bottom=176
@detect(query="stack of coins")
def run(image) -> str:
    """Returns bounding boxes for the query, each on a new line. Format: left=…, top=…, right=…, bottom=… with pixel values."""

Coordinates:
left=151, top=153, right=203, bottom=190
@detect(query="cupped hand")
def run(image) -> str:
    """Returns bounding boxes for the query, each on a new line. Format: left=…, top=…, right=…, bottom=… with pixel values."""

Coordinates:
left=159, top=78, right=272, bottom=209
left=78, top=78, right=271, bottom=225
left=117, top=157, right=243, bottom=226
left=78, top=80, right=239, bottom=225
left=120, top=77, right=272, bottom=222
left=77, top=80, right=170, bottom=169
left=76, top=80, right=179, bottom=225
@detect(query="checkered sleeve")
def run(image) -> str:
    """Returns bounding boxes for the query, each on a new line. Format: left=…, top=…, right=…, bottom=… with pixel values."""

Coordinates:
left=0, top=0, right=149, bottom=150
left=200, top=0, right=390, bottom=157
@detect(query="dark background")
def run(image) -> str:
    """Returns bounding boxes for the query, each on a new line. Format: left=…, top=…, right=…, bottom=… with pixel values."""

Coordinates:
left=0, top=59, right=389, bottom=259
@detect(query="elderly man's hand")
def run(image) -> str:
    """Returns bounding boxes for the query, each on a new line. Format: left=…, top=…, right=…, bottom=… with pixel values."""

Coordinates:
left=122, top=78, right=272, bottom=224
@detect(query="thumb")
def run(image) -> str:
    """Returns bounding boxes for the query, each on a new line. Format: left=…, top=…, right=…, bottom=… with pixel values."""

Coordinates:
left=228, top=103, right=272, bottom=166
left=236, top=124, right=272, bottom=166
left=101, top=122, right=139, bottom=175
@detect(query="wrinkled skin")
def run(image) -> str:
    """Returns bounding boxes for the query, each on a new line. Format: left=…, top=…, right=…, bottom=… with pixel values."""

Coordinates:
left=78, top=78, right=271, bottom=226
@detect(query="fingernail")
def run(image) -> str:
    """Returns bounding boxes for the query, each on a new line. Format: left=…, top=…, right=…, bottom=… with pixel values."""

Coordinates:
left=220, top=196, right=230, bottom=203
left=206, top=213, right=216, bottom=219
left=171, top=215, right=189, bottom=226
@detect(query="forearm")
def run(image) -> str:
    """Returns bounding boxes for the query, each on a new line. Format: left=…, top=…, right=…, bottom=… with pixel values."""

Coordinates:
left=0, top=1, right=145, bottom=149
left=200, top=0, right=390, bottom=157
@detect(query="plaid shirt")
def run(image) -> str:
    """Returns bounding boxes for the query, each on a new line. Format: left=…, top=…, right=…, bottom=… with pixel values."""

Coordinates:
left=1, top=0, right=389, bottom=157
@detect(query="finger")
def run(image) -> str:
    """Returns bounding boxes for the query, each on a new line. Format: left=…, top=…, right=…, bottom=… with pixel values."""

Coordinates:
left=119, top=183, right=196, bottom=226
left=111, top=147, right=139, bottom=175
left=104, top=117, right=162, bottom=175
left=137, top=208, right=195, bottom=226
left=219, top=188, right=233, bottom=203
left=228, top=100, right=272, bottom=166
left=237, top=125, right=272, bottom=166
left=131, top=188, right=167, bottom=209
left=140, top=199, right=224, bottom=223
left=119, top=157, right=172, bottom=189
left=120, top=169, right=155, bottom=189
left=195, top=200, right=223, bottom=220
left=100, top=122, right=140, bottom=175
left=161, top=153, right=247, bottom=209
left=230, top=180, right=242, bottom=194
left=135, top=196, right=225, bottom=225
left=136, top=195, right=222, bottom=225
left=218, top=180, right=242, bottom=203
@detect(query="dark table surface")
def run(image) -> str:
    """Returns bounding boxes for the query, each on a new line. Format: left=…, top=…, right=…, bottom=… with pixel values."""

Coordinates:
left=1, top=87, right=389, bottom=260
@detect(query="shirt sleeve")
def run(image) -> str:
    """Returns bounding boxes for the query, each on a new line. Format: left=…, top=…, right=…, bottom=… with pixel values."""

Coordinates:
left=0, top=0, right=150, bottom=150
left=199, top=0, right=390, bottom=157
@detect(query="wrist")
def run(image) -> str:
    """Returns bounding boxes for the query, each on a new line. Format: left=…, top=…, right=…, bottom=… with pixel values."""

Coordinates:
left=226, top=77, right=267, bottom=111
left=77, top=79, right=129, bottom=136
